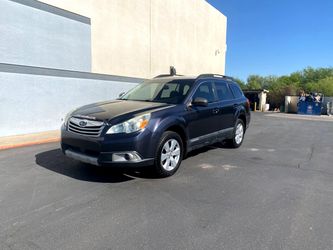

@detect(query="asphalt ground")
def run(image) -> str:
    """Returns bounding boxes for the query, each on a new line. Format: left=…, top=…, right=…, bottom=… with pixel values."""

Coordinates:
left=0, top=112, right=333, bottom=250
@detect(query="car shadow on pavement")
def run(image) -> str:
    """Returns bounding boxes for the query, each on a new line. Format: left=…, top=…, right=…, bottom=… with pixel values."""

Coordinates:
left=35, top=143, right=232, bottom=183
left=35, top=148, right=157, bottom=183
left=185, top=142, right=232, bottom=159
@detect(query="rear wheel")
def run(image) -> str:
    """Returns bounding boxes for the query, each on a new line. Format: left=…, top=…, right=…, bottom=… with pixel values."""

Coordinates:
left=228, top=119, right=245, bottom=148
left=154, top=131, right=183, bottom=177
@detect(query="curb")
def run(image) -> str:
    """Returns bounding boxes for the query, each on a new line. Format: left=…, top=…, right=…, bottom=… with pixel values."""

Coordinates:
left=0, top=137, right=60, bottom=151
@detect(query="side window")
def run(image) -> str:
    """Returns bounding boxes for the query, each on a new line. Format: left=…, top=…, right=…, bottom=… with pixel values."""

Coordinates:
left=215, top=81, right=234, bottom=100
left=192, top=81, right=215, bottom=103
left=183, top=85, right=190, bottom=95
left=230, top=84, right=244, bottom=99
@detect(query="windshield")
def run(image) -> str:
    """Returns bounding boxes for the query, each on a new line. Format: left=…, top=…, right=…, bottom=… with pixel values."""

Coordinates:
left=120, top=79, right=194, bottom=104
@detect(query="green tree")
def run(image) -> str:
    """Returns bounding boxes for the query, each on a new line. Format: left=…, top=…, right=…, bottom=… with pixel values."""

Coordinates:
left=301, top=67, right=333, bottom=86
left=261, top=75, right=278, bottom=89
left=231, top=66, right=333, bottom=109
left=246, top=75, right=265, bottom=90
left=305, top=77, right=333, bottom=96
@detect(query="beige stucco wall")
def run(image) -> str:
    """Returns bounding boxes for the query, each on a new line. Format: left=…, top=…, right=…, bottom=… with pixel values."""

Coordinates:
left=40, top=0, right=227, bottom=78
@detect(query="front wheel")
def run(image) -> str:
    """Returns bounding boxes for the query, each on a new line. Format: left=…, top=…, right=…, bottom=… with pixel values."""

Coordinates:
left=154, top=131, right=183, bottom=177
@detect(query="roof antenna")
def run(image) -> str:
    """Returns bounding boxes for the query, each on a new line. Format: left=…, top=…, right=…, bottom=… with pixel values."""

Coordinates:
left=170, top=66, right=176, bottom=76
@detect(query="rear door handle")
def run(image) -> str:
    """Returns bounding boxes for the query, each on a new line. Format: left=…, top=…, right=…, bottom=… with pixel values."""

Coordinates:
left=212, top=108, right=219, bottom=114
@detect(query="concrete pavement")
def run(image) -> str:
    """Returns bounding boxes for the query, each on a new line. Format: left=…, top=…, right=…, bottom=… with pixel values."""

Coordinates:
left=1, top=113, right=333, bottom=249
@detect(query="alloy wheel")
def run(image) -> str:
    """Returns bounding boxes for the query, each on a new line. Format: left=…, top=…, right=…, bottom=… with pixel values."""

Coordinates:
left=235, top=123, right=244, bottom=145
left=160, top=139, right=181, bottom=171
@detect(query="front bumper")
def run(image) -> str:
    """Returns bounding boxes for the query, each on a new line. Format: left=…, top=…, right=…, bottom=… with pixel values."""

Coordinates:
left=61, top=124, right=156, bottom=167
left=63, top=148, right=154, bottom=167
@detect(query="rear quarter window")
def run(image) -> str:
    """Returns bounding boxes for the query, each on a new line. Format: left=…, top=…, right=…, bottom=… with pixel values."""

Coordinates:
left=230, top=84, right=244, bottom=99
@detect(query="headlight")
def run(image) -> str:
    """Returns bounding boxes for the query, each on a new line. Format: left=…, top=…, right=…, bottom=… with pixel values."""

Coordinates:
left=106, top=113, right=151, bottom=134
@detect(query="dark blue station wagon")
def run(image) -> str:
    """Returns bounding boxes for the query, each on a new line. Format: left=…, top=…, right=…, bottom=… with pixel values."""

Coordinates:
left=61, top=74, right=251, bottom=177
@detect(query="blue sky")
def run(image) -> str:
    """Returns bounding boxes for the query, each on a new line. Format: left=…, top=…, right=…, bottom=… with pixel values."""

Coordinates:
left=207, top=0, right=333, bottom=81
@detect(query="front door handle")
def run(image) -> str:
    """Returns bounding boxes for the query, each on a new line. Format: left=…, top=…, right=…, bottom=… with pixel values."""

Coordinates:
left=212, top=108, right=219, bottom=114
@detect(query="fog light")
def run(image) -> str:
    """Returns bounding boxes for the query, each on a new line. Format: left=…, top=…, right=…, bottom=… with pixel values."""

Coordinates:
left=112, top=152, right=142, bottom=162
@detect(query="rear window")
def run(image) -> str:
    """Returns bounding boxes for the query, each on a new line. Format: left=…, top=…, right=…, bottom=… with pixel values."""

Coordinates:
left=230, top=84, right=244, bottom=99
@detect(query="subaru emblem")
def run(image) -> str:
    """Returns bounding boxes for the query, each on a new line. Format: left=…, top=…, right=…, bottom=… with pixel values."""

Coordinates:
left=79, top=120, right=87, bottom=127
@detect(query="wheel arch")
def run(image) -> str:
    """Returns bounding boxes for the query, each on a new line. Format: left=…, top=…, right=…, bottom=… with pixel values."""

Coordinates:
left=164, top=124, right=188, bottom=155
left=150, top=115, right=188, bottom=156
left=238, top=113, right=246, bottom=129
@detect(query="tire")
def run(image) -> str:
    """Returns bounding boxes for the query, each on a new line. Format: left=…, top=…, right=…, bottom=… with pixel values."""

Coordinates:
left=228, top=119, right=245, bottom=148
left=154, top=131, right=183, bottom=177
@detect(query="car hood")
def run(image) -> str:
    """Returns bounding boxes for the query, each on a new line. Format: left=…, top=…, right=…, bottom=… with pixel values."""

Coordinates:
left=71, top=100, right=173, bottom=121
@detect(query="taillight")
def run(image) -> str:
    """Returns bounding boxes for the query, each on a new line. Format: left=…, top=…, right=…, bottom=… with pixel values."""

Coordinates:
left=246, top=98, right=250, bottom=109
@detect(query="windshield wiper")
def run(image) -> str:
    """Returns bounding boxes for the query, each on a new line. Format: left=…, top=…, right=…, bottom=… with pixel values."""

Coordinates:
left=121, top=99, right=153, bottom=102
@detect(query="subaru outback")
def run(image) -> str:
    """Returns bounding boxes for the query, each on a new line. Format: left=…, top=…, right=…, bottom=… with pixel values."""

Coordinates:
left=61, top=74, right=250, bottom=177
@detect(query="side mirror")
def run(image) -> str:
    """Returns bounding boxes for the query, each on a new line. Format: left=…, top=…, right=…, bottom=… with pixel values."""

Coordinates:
left=118, top=92, right=125, bottom=98
left=192, top=97, right=208, bottom=107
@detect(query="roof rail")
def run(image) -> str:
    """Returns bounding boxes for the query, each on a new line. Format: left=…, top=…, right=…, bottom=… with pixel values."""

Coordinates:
left=197, top=74, right=234, bottom=81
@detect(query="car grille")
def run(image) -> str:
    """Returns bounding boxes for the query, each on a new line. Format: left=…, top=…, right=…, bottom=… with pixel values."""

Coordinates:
left=68, top=117, right=104, bottom=137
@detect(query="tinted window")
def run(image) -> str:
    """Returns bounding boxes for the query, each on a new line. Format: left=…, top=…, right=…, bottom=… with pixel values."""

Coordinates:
left=230, top=84, right=244, bottom=99
left=192, top=81, right=215, bottom=103
left=215, top=81, right=234, bottom=100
